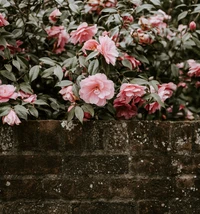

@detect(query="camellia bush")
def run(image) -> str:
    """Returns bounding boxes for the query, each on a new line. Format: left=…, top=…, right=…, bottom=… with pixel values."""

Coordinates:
left=0, top=0, right=200, bottom=125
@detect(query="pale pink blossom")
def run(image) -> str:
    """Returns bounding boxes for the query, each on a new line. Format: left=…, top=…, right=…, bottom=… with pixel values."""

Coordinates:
left=0, top=13, right=9, bottom=27
left=70, top=22, right=97, bottom=45
left=2, top=109, right=21, bottom=126
left=187, top=59, right=200, bottom=77
left=49, top=9, right=62, bottom=24
left=189, top=21, right=196, bottom=31
left=0, top=85, right=18, bottom=103
left=79, top=73, right=114, bottom=106
left=46, top=26, right=69, bottom=53
left=82, top=39, right=99, bottom=54
left=59, top=85, right=77, bottom=102
left=132, top=29, right=154, bottom=45
left=145, top=101, right=161, bottom=114
left=114, top=98, right=137, bottom=119
left=18, top=91, right=37, bottom=104
left=97, top=35, right=119, bottom=65
left=158, top=82, right=177, bottom=101
left=117, top=83, right=146, bottom=103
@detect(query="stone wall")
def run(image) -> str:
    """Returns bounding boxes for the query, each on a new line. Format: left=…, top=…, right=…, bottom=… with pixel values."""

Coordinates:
left=0, top=120, right=200, bottom=214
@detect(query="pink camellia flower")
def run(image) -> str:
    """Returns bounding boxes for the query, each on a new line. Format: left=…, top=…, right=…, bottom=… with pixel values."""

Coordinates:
left=49, top=9, right=62, bottom=24
left=187, top=59, right=200, bottom=77
left=0, top=13, right=9, bottom=27
left=0, top=84, right=18, bottom=103
left=123, top=15, right=134, bottom=28
left=114, top=98, right=137, bottom=119
left=46, top=26, right=69, bottom=53
left=121, top=53, right=141, bottom=70
left=145, top=101, right=161, bottom=114
left=79, top=73, right=114, bottom=106
left=97, top=35, right=119, bottom=65
left=7, top=40, right=23, bottom=54
left=18, top=91, right=37, bottom=104
left=132, top=29, right=154, bottom=45
left=117, top=83, right=146, bottom=103
left=2, top=109, right=21, bottom=126
left=82, top=39, right=99, bottom=54
left=158, top=82, right=177, bottom=101
left=59, top=85, right=77, bottom=102
left=70, top=22, right=97, bottom=45
left=189, top=21, right=196, bottom=31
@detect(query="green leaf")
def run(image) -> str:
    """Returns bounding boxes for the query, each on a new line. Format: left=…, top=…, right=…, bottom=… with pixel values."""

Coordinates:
left=131, top=78, right=149, bottom=85
left=12, top=60, right=21, bottom=71
left=0, top=37, right=7, bottom=47
left=12, top=29, right=23, bottom=38
left=28, top=106, right=39, bottom=118
left=40, top=57, right=56, bottom=66
left=151, top=93, right=165, bottom=108
left=192, top=37, right=200, bottom=48
left=75, top=106, right=84, bottom=123
left=0, top=106, right=11, bottom=117
left=67, top=106, right=75, bottom=121
left=29, top=65, right=40, bottom=82
left=54, top=65, right=63, bottom=81
left=16, top=56, right=28, bottom=68
left=20, top=83, right=33, bottom=94
left=88, top=59, right=99, bottom=75
left=34, top=99, right=49, bottom=106
left=86, top=51, right=99, bottom=61
left=171, top=64, right=179, bottom=77
left=150, top=0, right=160, bottom=6
left=41, top=67, right=54, bottom=78
left=55, top=80, right=73, bottom=87
left=69, top=3, right=79, bottom=13
left=136, top=4, right=155, bottom=13
left=14, top=105, right=28, bottom=120
left=4, top=64, right=12, bottom=72
left=122, top=59, right=132, bottom=70
left=178, top=11, right=188, bottom=21
left=0, top=70, right=16, bottom=81
left=81, top=104, right=94, bottom=117
left=101, top=8, right=117, bottom=13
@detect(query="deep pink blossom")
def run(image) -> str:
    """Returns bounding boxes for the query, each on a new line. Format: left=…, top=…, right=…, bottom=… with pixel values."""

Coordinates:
left=0, top=84, right=18, bottom=103
left=132, top=29, right=154, bottom=45
left=97, top=35, right=119, bottom=65
left=0, top=13, right=9, bottom=27
left=59, top=85, right=77, bottom=102
left=70, top=22, right=97, bottom=45
left=46, top=26, right=69, bottom=53
left=79, top=73, right=114, bottom=106
left=114, top=98, right=137, bottom=119
left=117, top=83, right=146, bottom=103
left=189, top=21, right=196, bottom=31
left=2, top=109, right=21, bottom=126
left=49, top=9, right=62, bottom=24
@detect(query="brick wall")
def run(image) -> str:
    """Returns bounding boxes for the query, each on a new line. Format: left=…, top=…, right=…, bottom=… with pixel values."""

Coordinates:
left=0, top=120, right=200, bottom=214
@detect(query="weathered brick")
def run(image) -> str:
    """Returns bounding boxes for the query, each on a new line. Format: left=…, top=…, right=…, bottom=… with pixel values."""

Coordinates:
left=169, top=198, right=200, bottom=214
left=109, top=178, right=137, bottom=198
left=128, top=121, right=172, bottom=154
left=174, top=175, right=200, bottom=199
left=16, top=121, right=63, bottom=152
left=43, top=178, right=111, bottom=200
left=193, top=121, right=200, bottom=152
left=0, top=155, right=62, bottom=175
left=135, top=179, right=174, bottom=200
left=2, top=201, right=70, bottom=214
left=138, top=200, right=169, bottom=214
left=130, top=155, right=172, bottom=176
left=0, top=125, right=16, bottom=154
left=0, top=179, right=43, bottom=201
left=171, top=122, right=195, bottom=154
left=71, top=202, right=136, bottom=214
left=101, top=121, right=129, bottom=152
left=63, top=155, right=129, bottom=175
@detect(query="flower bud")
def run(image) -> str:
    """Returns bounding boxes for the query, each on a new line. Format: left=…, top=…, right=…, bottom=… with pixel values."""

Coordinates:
left=189, top=21, right=196, bottom=31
